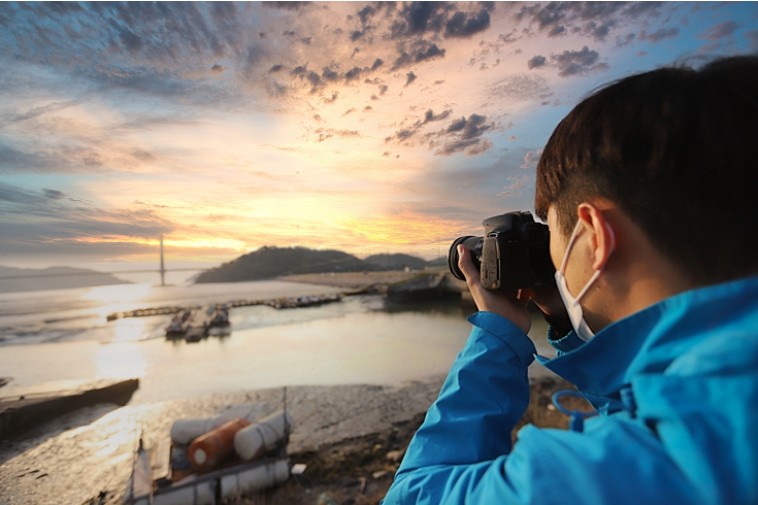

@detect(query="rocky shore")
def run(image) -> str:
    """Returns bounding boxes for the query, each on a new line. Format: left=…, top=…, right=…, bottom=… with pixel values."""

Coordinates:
left=0, top=377, right=418, bottom=503
left=228, top=375, right=575, bottom=505
left=0, top=373, right=574, bottom=505
left=0, top=378, right=445, bottom=504
left=0, top=271, right=570, bottom=505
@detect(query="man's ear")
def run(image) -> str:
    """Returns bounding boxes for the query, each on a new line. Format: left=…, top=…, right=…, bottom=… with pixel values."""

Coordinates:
left=576, top=202, right=616, bottom=271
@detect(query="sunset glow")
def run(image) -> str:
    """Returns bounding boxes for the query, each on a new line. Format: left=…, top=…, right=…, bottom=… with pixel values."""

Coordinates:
left=1, top=2, right=756, bottom=272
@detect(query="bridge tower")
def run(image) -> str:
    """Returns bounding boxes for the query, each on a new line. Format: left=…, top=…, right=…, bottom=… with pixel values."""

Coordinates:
left=159, top=234, right=166, bottom=287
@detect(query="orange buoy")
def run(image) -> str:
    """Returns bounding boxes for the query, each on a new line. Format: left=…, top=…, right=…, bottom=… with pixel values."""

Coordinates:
left=187, top=417, right=251, bottom=472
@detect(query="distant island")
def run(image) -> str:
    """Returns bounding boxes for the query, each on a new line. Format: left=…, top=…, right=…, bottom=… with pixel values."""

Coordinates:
left=0, top=266, right=131, bottom=293
left=195, top=246, right=445, bottom=284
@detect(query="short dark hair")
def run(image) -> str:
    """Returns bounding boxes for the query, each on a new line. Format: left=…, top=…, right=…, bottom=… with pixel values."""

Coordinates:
left=535, top=55, right=758, bottom=285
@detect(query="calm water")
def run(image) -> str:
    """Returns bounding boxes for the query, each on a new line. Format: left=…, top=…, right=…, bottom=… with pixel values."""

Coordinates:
left=0, top=280, right=558, bottom=505
left=0, top=280, right=554, bottom=404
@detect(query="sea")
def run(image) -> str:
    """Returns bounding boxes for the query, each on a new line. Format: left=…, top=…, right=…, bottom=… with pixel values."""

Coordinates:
left=0, top=279, right=558, bottom=504
left=0, top=279, right=553, bottom=405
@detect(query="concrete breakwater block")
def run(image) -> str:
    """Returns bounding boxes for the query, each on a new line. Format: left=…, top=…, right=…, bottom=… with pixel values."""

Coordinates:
left=0, top=378, right=139, bottom=439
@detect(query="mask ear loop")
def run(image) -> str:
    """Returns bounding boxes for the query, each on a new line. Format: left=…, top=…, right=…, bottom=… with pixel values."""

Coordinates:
left=558, top=220, right=584, bottom=274
left=602, top=220, right=616, bottom=267
left=573, top=220, right=617, bottom=302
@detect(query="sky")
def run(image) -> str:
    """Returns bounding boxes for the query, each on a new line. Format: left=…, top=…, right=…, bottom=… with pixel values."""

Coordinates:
left=1, top=1, right=757, bottom=276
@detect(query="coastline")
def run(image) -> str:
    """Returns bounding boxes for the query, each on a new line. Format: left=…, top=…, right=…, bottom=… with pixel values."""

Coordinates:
left=0, top=272, right=565, bottom=505
left=278, top=270, right=443, bottom=290
left=231, top=375, right=575, bottom=505
left=0, top=375, right=447, bottom=504
left=0, top=374, right=574, bottom=505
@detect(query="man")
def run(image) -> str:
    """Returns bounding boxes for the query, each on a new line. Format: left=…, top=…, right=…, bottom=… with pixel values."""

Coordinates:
left=383, top=55, right=758, bottom=504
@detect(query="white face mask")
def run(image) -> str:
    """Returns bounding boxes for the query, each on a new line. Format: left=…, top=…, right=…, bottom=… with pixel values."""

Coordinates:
left=554, top=218, right=614, bottom=342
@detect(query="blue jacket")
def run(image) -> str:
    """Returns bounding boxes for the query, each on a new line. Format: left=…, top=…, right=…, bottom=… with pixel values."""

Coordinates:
left=383, top=275, right=758, bottom=504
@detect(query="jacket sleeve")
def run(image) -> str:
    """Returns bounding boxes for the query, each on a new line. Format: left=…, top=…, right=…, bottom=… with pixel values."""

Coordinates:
left=383, top=311, right=536, bottom=504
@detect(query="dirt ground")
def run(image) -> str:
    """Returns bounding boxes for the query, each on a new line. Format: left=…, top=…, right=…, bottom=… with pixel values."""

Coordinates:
left=227, top=375, right=581, bottom=505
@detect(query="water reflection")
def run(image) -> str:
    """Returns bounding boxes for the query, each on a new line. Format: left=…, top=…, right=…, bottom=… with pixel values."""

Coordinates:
left=95, top=342, right=146, bottom=380
left=381, top=294, right=471, bottom=317
left=82, top=283, right=152, bottom=321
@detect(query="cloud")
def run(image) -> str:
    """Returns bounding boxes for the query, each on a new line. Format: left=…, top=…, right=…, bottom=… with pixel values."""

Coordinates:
left=520, top=149, right=543, bottom=170
left=488, top=73, right=552, bottom=103
left=321, top=66, right=340, bottom=82
left=392, top=40, right=446, bottom=70
left=405, top=112, right=495, bottom=156
left=528, top=46, right=607, bottom=77
left=390, top=2, right=448, bottom=38
left=422, top=109, right=452, bottom=124
left=395, top=147, right=542, bottom=227
left=435, top=114, right=495, bottom=156
left=444, top=9, right=492, bottom=38
left=527, top=55, right=547, bottom=69
left=0, top=182, right=172, bottom=246
left=1, top=1, right=749, bottom=262
left=2, top=100, right=81, bottom=124
left=639, top=27, right=680, bottom=43
left=702, top=20, right=740, bottom=41
left=446, top=114, right=491, bottom=139
left=749, top=30, right=758, bottom=52
left=344, top=66, right=365, bottom=82
left=384, top=108, right=454, bottom=145
left=515, top=2, right=666, bottom=42
left=314, top=128, right=360, bottom=143
left=497, top=173, right=532, bottom=198
left=262, top=2, right=309, bottom=12
left=552, top=46, right=606, bottom=76
left=1, top=2, right=270, bottom=109
left=389, top=2, right=493, bottom=39
left=0, top=143, right=64, bottom=173
left=43, top=189, right=66, bottom=200
left=290, top=65, right=325, bottom=92
left=274, top=57, right=387, bottom=94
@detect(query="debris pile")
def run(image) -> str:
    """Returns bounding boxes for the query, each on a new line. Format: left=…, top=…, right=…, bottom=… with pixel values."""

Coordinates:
left=128, top=408, right=294, bottom=505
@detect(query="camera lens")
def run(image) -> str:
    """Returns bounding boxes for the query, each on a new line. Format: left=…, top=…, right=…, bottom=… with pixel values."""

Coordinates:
left=447, top=236, right=482, bottom=280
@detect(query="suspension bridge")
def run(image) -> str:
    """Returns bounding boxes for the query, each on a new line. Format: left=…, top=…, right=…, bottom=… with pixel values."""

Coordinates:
left=0, top=235, right=204, bottom=286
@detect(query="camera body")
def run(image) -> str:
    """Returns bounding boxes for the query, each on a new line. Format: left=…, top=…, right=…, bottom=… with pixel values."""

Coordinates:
left=448, top=211, right=555, bottom=290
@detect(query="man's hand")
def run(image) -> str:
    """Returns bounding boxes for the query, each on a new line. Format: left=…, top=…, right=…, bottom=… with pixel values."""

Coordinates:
left=523, top=284, right=572, bottom=338
left=457, top=244, right=532, bottom=333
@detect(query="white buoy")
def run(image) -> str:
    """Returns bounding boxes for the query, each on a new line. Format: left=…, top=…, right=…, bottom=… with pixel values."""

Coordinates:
left=234, top=411, right=294, bottom=461
left=188, top=418, right=251, bottom=472
left=170, top=417, right=226, bottom=445
left=170, top=404, right=268, bottom=445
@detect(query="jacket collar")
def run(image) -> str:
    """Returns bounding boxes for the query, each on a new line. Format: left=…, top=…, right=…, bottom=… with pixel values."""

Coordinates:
left=536, top=274, right=758, bottom=397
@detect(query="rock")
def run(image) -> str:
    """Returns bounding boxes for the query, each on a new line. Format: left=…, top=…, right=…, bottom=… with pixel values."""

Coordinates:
left=316, top=491, right=337, bottom=505
left=385, top=449, right=405, bottom=462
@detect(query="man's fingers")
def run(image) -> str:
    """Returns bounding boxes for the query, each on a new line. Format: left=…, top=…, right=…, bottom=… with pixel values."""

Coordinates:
left=457, top=245, right=479, bottom=285
left=456, top=244, right=531, bottom=332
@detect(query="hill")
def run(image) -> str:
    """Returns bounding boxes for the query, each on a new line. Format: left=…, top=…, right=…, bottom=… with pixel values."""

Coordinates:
left=195, top=246, right=375, bottom=283
left=0, top=266, right=130, bottom=293
left=195, top=247, right=435, bottom=283
left=363, top=253, right=428, bottom=270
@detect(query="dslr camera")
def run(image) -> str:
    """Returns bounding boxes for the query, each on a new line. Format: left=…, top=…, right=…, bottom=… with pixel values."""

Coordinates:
left=448, top=211, right=555, bottom=290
